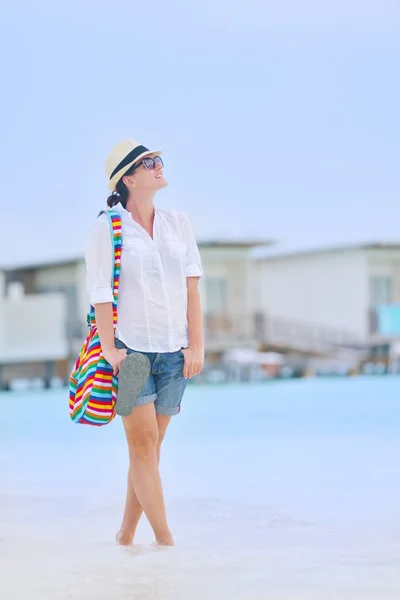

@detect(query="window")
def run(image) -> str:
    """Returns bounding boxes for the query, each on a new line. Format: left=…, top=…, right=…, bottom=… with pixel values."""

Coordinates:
left=205, top=277, right=227, bottom=314
left=369, top=276, right=393, bottom=307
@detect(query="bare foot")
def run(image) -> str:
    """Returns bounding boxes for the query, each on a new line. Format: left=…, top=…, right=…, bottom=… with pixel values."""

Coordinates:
left=155, top=530, right=175, bottom=546
left=116, top=530, right=134, bottom=546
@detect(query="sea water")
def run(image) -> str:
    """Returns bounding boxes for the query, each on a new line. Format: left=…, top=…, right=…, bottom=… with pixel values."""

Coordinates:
left=1, top=377, right=400, bottom=599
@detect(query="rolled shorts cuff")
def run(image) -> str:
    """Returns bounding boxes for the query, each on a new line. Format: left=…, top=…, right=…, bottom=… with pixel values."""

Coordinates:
left=155, top=404, right=181, bottom=417
left=135, top=393, right=157, bottom=407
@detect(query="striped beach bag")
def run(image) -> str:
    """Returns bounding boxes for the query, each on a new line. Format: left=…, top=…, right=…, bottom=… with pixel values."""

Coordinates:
left=69, top=210, right=122, bottom=426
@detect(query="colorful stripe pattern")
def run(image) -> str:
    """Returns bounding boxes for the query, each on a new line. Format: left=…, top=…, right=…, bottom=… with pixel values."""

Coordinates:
left=69, top=210, right=122, bottom=426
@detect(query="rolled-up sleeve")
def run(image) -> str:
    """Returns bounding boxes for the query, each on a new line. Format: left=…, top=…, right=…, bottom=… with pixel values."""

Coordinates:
left=178, top=212, right=203, bottom=278
left=85, top=218, right=114, bottom=305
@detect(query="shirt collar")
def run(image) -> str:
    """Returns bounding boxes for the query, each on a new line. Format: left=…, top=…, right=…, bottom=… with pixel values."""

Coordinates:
left=111, top=202, right=157, bottom=220
left=110, top=202, right=132, bottom=223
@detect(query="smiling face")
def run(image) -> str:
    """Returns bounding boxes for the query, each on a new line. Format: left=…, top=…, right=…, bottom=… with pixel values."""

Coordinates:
left=122, top=153, right=168, bottom=193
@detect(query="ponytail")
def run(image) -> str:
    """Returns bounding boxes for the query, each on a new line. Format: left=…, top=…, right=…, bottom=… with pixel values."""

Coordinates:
left=106, top=179, right=128, bottom=209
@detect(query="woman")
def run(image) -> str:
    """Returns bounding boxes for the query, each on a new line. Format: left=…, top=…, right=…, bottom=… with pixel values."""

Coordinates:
left=85, top=139, right=204, bottom=547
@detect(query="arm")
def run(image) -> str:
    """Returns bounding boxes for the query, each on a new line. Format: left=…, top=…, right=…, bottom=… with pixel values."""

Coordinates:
left=182, top=276, right=205, bottom=379
left=177, top=212, right=205, bottom=379
left=85, top=219, right=126, bottom=374
left=187, top=276, right=203, bottom=349
left=94, top=303, right=126, bottom=375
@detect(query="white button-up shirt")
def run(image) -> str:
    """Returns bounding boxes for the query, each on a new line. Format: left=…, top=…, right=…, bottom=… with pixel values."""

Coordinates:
left=85, top=202, right=203, bottom=353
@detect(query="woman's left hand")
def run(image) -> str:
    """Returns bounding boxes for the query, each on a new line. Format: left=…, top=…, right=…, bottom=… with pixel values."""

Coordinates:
left=181, top=346, right=204, bottom=379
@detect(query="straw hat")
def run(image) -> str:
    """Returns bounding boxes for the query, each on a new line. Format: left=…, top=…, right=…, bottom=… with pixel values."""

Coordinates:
left=105, top=139, right=162, bottom=191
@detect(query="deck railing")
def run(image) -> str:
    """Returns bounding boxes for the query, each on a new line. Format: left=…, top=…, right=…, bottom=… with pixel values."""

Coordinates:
left=204, top=312, right=367, bottom=355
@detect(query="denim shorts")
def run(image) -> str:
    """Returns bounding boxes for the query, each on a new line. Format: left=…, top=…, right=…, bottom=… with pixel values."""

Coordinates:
left=114, top=339, right=187, bottom=416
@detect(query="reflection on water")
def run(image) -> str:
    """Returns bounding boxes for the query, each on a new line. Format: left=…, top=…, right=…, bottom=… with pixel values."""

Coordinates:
left=1, top=378, right=400, bottom=599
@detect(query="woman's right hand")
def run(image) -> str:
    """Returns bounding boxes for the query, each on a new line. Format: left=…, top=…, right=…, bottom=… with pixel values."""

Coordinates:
left=102, top=346, right=128, bottom=375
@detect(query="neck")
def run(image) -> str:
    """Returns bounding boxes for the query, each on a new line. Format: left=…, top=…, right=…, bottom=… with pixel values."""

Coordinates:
left=125, top=190, right=156, bottom=229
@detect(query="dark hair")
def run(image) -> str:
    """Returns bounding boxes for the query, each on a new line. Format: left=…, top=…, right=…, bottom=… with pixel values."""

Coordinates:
left=106, top=163, right=138, bottom=209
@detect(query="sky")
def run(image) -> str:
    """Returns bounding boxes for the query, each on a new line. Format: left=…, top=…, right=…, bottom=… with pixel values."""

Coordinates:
left=0, top=0, right=399, bottom=267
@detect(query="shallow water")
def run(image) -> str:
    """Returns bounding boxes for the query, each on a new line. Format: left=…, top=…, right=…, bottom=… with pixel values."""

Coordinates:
left=1, top=377, right=400, bottom=599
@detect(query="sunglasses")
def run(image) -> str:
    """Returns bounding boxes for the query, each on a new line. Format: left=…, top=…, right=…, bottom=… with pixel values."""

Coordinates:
left=135, top=155, right=164, bottom=171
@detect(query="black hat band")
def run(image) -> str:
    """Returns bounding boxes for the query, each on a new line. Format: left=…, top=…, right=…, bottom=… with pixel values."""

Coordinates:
left=109, top=145, right=149, bottom=181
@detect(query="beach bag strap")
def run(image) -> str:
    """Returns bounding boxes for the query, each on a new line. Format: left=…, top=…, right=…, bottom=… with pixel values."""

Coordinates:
left=86, top=210, right=122, bottom=329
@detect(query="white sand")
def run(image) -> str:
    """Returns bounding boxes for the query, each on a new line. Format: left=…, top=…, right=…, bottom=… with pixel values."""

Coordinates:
left=1, top=379, right=400, bottom=599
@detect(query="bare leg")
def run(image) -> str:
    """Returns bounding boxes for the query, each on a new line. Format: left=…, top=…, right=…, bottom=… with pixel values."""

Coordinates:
left=117, top=406, right=173, bottom=546
left=116, top=413, right=171, bottom=544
